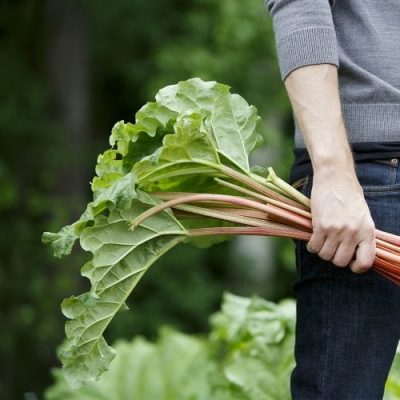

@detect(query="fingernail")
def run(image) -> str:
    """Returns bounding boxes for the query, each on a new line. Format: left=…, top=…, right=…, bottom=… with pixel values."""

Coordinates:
left=307, top=244, right=316, bottom=253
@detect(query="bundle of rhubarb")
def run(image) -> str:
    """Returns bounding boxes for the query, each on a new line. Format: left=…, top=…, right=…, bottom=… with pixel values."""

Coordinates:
left=43, top=78, right=400, bottom=387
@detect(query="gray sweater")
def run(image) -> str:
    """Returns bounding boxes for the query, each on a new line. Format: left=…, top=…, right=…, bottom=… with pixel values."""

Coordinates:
left=265, top=0, right=400, bottom=148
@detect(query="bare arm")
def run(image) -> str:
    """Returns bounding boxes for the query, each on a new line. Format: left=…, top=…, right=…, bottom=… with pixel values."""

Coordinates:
left=284, top=64, right=376, bottom=272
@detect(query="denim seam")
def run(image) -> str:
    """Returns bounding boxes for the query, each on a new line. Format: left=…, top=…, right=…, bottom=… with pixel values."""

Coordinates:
left=321, top=265, right=333, bottom=399
left=390, top=165, right=396, bottom=185
left=362, top=186, right=400, bottom=193
left=292, top=175, right=310, bottom=192
left=293, top=174, right=400, bottom=192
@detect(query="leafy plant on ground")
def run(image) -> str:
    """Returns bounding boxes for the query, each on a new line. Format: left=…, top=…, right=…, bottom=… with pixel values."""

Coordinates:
left=45, top=292, right=296, bottom=400
left=44, top=292, right=400, bottom=400
left=385, top=343, right=400, bottom=400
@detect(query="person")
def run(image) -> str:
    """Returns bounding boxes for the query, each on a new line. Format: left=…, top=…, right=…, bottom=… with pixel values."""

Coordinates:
left=265, top=1, right=400, bottom=398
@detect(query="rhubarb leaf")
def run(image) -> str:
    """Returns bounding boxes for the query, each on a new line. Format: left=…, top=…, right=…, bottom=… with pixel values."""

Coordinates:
left=42, top=207, right=95, bottom=258
left=155, top=78, right=263, bottom=171
left=44, top=78, right=262, bottom=257
left=91, top=149, right=136, bottom=215
left=43, top=78, right=265, bottom=386
left=133, top=112, right=221, bottom=191
left=59, top=205, right=187, bottom=387
left=42, top=224, right=77, bottom=258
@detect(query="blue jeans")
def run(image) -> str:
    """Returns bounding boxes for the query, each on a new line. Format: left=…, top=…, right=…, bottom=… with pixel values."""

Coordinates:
left=291, top=160, right=400, bottom=399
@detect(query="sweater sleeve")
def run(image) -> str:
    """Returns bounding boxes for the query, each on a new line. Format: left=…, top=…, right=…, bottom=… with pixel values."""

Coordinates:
left=265, top=0, right=339, bottom=80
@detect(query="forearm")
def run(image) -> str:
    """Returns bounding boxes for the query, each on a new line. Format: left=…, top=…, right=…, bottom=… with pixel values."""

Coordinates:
left=283, top=64, right=375, bottom=271
left=265, top=1, right=375, bottom=271
left=284, top=64, right=356, bottom=179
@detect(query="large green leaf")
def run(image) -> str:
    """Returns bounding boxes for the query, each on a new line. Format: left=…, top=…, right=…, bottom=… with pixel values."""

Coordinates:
left=155, top=78, right=262, bottom=172
left=109, top=78, right=263, bottom=179
left=133, top=112, right=222, bottom=191
left=43, top=78, right=261, bottom=257
left=132, top=78, right=263, bottom=191
left=43, top=78, right=262, bottom=258
left=109, top=101, right=175, bottom=162
left=58, top=204, right=187, bottom=387
left=43, top=78, right=266, bottom=386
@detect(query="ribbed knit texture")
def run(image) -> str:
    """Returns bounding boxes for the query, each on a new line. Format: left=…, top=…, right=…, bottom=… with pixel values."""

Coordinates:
left=265, top=0, right=400, bottom=147
left=276, top=27, right=338, bottom=80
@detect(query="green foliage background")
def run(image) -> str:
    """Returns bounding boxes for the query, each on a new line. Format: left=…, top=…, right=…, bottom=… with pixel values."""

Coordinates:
left=45, top=292, right=298, bottom=400
left=0, top=0, right=304, bottom=397
left=43, top=293, right=400, bottom=400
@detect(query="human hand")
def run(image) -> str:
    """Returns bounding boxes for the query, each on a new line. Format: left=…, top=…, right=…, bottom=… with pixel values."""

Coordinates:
left=307, top=168, right=376, bottom=273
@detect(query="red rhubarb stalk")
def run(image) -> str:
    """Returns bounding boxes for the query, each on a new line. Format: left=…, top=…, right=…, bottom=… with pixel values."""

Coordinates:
left=219, top=165, right=309, bottom=211
left=214, top=178, right=312, bottom=218
left=130, top=193, right=299, bottom=229
left=264, top=203, right=313, bottom=232
left=375, top=229, right=400, bottom=247
left=188, top=225, right=312, bottom=241
left=171, top=204, right=271, bottom=228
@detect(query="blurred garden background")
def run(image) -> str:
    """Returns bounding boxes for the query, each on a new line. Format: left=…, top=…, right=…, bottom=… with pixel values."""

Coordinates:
left=1, top=1, right=399, bottom=399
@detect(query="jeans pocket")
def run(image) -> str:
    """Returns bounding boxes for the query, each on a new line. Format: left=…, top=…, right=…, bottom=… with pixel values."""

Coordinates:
left=292, top=174, right=312, bottom=198
left=356, top=160, right=400, bottom=194
left=291, top=175, right=312, bottom=279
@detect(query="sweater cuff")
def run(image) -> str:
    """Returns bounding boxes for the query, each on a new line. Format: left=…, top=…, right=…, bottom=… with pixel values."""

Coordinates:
left=276, top=27, right=339, bottom=80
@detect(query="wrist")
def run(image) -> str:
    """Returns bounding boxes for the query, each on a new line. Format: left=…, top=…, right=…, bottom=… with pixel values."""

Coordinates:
left=312, top=156, right=358, bottom=183
left=311, top=146, right=355, bottom=176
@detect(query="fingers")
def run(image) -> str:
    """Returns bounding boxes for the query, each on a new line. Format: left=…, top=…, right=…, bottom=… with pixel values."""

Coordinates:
left=350, top=239, right=376, bottom=274
left=307, top=235, right=375, bottom=273
left=306, top=230, right=325, bottom=254
left=331, top=240, right=357, bottom=267
left=307, top=230, right=374, bottom=270
left=308, top=234, right=356, bottom=267
left=307, top=228, right=354, bottom=266
left=318, top=237, right=340, bottom=262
